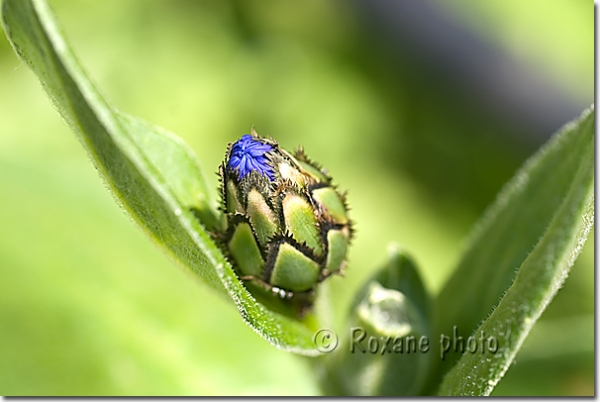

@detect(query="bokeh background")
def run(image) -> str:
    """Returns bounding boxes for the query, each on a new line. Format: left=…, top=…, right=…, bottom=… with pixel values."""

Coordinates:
left=0, top=0, right=593, bottom=396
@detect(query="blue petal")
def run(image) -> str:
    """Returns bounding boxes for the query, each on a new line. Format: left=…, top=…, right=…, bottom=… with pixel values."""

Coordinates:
left=227, top=134, right=275, bottom=181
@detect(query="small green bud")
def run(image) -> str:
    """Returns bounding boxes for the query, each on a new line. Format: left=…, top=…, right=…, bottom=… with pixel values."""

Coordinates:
left=319, top=248, right=432, bottom=396
left=218, top=129, right=353, bottom=316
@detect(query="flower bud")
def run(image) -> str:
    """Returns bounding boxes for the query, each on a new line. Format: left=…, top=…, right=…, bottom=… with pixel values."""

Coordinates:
left=319, top=248, right=432, bottom=396
left=219, top=129, right=352, bottom=316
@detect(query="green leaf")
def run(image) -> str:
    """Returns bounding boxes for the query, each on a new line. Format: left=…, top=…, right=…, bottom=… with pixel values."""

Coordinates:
left=434, top=108, right=594, bottom=395
left=1, top=0, right=320, bottom=355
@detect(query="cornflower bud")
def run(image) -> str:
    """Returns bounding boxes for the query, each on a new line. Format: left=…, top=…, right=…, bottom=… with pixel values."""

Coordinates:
left=218, top=129, right=352, bottom=316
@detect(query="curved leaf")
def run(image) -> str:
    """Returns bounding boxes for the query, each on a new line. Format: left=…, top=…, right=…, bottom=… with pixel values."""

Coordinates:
left=436, top=108, right=594, bottom=394
left=1, top=0, right=320, bottom=355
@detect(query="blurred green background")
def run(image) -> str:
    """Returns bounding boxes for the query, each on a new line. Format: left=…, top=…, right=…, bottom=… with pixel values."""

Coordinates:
left=0, top=0, right=593, bottom=396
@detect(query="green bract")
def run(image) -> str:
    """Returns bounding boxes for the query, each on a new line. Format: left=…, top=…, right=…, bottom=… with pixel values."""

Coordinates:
left=219, top=130, right=352, bottom=316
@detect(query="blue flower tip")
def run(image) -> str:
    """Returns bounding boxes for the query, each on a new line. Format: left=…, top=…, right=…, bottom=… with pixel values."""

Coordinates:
left=227, top=134, right=275, bottom=181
